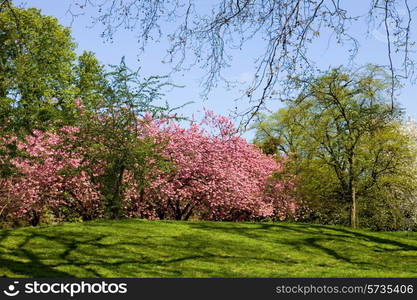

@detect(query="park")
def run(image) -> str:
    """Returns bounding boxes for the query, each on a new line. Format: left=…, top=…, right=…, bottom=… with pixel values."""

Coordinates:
left=0, top=0, right=416, bottom=278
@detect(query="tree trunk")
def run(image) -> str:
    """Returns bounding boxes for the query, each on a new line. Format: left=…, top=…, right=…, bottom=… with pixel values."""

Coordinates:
left=30, top=210, right=40, bottom=226
left=109, top=165, right=125, bottom=219
left=183, top=203, right=195, bottom=221
left=350, top=186, right=357, bottom=228
left=348, top=149, right=358, bottom=229
left=174, top=200, right=182, bottom=220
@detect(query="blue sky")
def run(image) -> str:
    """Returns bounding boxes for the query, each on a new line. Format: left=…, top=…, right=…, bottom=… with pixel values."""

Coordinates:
left=14, top=0, right=417, bottom=139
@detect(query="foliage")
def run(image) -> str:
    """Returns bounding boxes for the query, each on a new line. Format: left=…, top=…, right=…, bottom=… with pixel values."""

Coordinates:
left=0, top=109, right=298, bottom=225
left=138, top=110, right=297, bottom=221
left=0, top=6, right=158, bottom=135
left=0, top=128, right=102, bottom=226
left=254, top=67, right=417, bottom=230
left=0, top=5, right=77, bottom=132
left=72, top=58, right=174, bottom=219
left=0, top=4, right=182, bottom=222
left=0, top=5, right=298, bottom=226
left=0, top=7, right=109, bottom=188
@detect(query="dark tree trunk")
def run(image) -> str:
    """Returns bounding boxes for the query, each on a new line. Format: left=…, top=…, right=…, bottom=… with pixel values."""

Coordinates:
left=109, top=165, right=125, bottom=219
left=30, top=210, right=40, bottom=226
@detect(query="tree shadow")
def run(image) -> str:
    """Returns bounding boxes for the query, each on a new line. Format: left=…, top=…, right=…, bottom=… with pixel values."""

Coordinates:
left=0, top=222, right=303, bottom=277
left=0, top=221, right=416, bottom=277
left=0, top=230, right=73, bottom=277
left=186, top=221, right=417, bottom=273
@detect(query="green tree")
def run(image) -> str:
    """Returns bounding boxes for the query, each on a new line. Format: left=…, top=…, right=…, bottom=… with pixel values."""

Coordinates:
left=0, top=6, right=181, bottom=221
left=73, top=58, right=174, bottom=219
left=0, top=7, right=112, bottom=189
left=73, top=51, right=108, bottom=109
left=0, top=5, right=77, bottom=131
left=254, top=67, right=417, bottom=229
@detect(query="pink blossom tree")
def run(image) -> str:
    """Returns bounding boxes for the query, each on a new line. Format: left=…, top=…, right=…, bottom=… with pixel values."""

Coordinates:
left=132, top=111, right=297, bottom=221
left=0, top=110, right=299, bottom=225
left=0, top=128, right=102, bottom=226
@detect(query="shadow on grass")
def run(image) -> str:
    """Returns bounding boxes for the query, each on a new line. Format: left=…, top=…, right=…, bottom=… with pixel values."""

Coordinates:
left=186, top=221, right=417, bottom=270
left=0, top=223, right=298, bottom=277
left=0, top=230, right=73, bottom=277
left=0, top=220, right=416, bottom=277
left=188, top=221, right=417, bottom=251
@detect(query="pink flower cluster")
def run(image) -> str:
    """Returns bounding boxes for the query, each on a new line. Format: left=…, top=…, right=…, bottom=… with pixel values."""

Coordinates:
left=0, top=129, right=102, bottom=225
left=0, top=111, right=299, bottom=224
left=131, top=111, right=298, bottom=220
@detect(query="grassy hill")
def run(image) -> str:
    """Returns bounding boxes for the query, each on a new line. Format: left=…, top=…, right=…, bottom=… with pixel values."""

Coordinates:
left=0, top=219, right=416, bottom=277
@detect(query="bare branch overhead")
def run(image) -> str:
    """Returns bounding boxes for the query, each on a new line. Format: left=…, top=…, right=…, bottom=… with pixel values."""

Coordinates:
left=64, top=0, right=416, bottom=124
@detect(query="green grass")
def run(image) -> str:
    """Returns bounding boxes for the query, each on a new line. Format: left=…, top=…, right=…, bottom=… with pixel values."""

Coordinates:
left=0, top=219, right=417, bottom=277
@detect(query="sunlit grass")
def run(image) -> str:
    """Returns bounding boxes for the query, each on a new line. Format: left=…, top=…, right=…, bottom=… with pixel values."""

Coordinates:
left=0, top=219, right=416, bottom=277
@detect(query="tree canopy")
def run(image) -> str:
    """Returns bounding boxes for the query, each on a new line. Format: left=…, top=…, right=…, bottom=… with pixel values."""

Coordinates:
left=0, top=5, right=78, bottom=131
left=254, top=67, right=417, bottom=229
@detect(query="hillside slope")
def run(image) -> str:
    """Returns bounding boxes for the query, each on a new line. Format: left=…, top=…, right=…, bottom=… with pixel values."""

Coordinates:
left=0, top=219, right=416, bottom=277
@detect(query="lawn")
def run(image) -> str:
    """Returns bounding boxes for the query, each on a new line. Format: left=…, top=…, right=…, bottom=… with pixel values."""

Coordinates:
left=0, top=219, right=416, bottom=277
